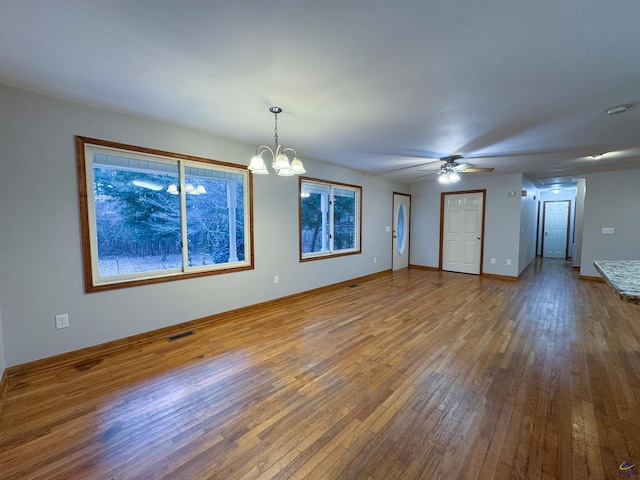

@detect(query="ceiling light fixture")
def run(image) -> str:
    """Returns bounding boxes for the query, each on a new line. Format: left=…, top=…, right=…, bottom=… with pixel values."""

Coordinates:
left=248, top=106, right=306, bottom=176
left=438, top=165, right=460, bottom=184
left=607, top=104, right=630, bottom=116
left=591, top=153, right=606, bottom=159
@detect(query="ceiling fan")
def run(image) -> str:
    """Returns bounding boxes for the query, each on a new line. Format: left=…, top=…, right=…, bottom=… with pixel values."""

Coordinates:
left=415, top=155, right=494, bottom=182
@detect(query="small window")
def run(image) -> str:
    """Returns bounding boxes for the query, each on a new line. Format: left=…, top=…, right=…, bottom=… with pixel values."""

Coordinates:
left=299, top=177, right=361, bottom=260
left=77, top=137, right=253, bottom=292
left=397, top=202, right=406, bottom=254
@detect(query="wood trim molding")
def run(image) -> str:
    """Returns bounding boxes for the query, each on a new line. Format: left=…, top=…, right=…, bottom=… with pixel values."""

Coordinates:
left=518, top=258, right=537, bottom=278
left=579, top=275, right=605, bottom=282
left=6, top=270, right=392, bottom=379
left=0, top=369, right=8, bottom=413
left=409, top=264, right=439, bottom=271
left=481, top=273, right=518, bottom=282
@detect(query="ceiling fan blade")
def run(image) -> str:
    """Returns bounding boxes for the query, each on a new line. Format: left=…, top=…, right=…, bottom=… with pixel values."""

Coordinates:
left=414, top=160, right=444, bottom=171
left=461, top=167, right=495, bottom=173
left=415, top=171, right=439, bottom=179
left=416, top=164, right=444, bottom=172
left=452, top=163, right=472, bottom=171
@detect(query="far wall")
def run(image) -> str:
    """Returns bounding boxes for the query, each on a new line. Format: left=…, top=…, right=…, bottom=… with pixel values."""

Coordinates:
left=410, top=173, right=533, bottom=277
left=580, top=168, right=640, bottom=277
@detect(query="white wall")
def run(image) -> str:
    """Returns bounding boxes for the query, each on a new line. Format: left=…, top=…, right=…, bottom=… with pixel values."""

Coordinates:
left=0, top=84, right=409, bottom=367
left=580, top=168, right=640, bottom=277
left=409, top=173, right=524, bottom=277
left=537, top=188, right=577, bottom=258
left=518, top=176, right=539, bottom=275
left=572, top=179, right=586, bottom=268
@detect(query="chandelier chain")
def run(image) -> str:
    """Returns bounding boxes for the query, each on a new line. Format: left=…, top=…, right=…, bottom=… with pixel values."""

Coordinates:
left=273, top=111, right=279, bottom=150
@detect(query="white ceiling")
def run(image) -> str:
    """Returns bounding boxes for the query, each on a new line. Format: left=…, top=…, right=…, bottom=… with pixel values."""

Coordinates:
left=1, top=0, right=640, bottom=185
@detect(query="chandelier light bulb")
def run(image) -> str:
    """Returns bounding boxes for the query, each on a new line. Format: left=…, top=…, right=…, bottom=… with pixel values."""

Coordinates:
left=248, top=154, right=269, bottom=174
left=274, top=152, right=291, bottom=171
left=290, top=157, right=306, bottom=174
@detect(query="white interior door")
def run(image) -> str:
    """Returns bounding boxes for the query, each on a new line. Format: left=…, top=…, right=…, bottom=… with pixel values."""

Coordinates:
left=543, top=200, right=570, bottom=258
left=392, top=193, right=410, bottom=270
left=442, top=192, right=484, bottom=274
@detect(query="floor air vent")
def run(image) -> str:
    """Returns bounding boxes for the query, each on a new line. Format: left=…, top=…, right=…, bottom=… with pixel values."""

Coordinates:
left=167, top=331, right=195, bottom=342
left=348, top=284, right=359, bottom=288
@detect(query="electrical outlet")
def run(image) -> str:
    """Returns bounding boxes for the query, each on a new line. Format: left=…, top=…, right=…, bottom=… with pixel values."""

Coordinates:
left=506, top=259, right=512, bottom=266
left=374, top=257, right=377, bottom=264
left=273, top=275, right=279, bottom=285
left=491, top=258, right=496, bottom=264
left=55, top=314, right=69, bottom=329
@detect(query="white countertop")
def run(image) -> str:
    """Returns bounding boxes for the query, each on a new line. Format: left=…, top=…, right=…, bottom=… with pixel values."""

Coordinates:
left=593, top=260, right=640, bottom=305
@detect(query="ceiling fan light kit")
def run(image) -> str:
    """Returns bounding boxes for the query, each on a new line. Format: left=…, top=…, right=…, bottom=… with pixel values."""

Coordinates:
left=438, top=169, right=461, bottom=184
left=415, top=154, right=494, bottom=181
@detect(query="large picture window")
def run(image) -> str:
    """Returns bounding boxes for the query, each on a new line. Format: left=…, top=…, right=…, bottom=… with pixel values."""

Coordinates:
left=77, top=137, right=253, bottom=292
left=299, top=177, right=361, bottom=260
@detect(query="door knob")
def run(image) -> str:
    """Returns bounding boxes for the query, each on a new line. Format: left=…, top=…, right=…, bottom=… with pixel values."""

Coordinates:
left=477, top=236, right=481, bottom=240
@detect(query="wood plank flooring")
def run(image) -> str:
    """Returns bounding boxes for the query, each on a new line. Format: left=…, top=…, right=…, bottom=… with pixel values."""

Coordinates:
left=2, top=258, right=640, bottom=479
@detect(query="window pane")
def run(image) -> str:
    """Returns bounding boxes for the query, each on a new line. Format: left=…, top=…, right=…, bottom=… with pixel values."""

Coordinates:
left=185, top=167, right=245, bottom=267
left=397, top=203, right=406, bottom=253
left=301, top=183, right=331, bottom=253
left=93, top=158, right=181, bottom=278
left=333, top=188, right=356, bottom=251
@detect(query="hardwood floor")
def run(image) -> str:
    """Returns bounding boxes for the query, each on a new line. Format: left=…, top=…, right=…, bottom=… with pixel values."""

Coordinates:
left=1, top=258, right=640, bottom=479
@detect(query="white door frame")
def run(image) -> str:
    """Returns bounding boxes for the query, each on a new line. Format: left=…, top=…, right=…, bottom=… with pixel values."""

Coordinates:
left=439, top=189, right=486, bottom=274
left=392, top=193, right=411, bottom=270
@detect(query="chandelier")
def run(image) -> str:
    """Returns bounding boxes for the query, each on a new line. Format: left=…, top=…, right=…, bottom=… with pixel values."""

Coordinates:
left=248, top=106, right=306, bottom=176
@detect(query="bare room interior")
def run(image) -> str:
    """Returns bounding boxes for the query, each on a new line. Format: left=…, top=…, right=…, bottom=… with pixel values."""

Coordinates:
left=1, top=2, right=640, bottom=479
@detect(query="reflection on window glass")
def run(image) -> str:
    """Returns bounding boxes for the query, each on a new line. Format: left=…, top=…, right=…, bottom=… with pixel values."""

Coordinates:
left=185, top=166, right=245, bottom=266
left=93, top=159, right=181, bottom=277
left=301, top=183, right=331, bottom=254
left=334, top=188, right=356, bottom=251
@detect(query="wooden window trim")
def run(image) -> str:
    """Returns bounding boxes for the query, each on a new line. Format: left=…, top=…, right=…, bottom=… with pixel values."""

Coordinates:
left=298, top=176, right=362, bottom=262
left=76, top=136, right=254, bottom=292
